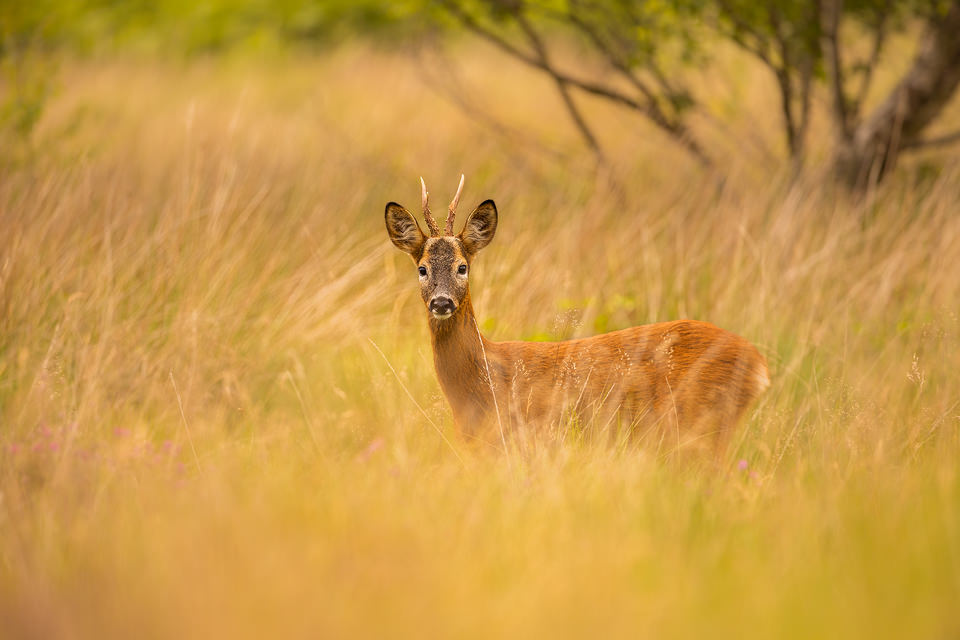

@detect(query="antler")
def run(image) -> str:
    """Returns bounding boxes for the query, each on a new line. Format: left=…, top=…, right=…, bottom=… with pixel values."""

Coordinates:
left=420, top=177, right=441, bottom=236
left=446, top=174, right=465, bottom=236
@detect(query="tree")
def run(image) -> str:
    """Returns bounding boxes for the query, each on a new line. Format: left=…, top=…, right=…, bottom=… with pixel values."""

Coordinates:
left=438, top=0, right=960, bottom=190
left=829, top=0, right=960, bottom=188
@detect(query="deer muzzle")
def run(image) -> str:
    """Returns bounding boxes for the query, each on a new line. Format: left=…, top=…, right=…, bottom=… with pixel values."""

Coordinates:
left=429, top=296, right=457, bottom=319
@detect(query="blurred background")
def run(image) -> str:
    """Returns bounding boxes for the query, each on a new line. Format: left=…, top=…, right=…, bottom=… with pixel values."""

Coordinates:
left=1, top=1, right=959, bottom=638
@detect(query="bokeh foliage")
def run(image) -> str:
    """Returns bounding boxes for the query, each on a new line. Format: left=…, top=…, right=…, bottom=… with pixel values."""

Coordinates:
left=1, top=0, right=423, bottom=55
left=0, top=0, right=421, bottom=143
left=4, top=0, right=960, bottom=186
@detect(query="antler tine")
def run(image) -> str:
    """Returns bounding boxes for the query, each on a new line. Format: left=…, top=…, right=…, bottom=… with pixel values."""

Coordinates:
left=420, top=176, right=441, bottom=236
left=446, top=174, right=465, bottom=235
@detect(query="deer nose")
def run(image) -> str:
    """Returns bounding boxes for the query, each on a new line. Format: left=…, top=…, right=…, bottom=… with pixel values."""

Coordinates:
left=429, top=296, right=457, bottom=317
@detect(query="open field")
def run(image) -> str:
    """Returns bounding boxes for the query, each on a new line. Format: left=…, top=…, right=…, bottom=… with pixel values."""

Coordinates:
left=2, top=42, right=960, bottom=638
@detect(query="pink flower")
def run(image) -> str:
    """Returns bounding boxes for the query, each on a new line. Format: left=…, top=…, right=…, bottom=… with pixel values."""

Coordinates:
left=356, top=437, right=385, bottom=463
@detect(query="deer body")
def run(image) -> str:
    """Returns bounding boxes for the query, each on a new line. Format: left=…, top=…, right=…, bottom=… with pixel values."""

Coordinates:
left=386, top=178, right=769, bottom=450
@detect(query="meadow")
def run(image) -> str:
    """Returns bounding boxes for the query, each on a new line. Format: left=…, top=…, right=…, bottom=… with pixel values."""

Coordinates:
left=1, top=40, right=959, bottom=638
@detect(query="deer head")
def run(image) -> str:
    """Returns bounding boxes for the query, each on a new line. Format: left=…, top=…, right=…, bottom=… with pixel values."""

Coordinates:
left=385, top=175, right=498, bottom=320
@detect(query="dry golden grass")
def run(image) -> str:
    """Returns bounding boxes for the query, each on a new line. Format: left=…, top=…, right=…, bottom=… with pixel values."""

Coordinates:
left=1, top=42, right=959, bottom=638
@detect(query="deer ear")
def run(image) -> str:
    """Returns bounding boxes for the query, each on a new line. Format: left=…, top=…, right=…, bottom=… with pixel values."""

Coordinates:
left=385, top=202, right=426, bottom=259
left=459, top=200, right=497, bottom=256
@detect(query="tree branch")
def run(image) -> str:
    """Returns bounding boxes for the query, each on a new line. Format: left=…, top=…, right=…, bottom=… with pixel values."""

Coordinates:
left=821, top=0, right=851, bottom=140
left=563, top=0, right=690, bottom=113
left=773, top=67, right=797, bottom=156
left=440, top=0, right=712, bottom=166
left=850, top=0, right=891, bottom=122
left=559, top=5, right=690, bottom=137
left=794, top=55, right=814, bottom=164
left=715, top=0, right=806, bottom=159
left=512, top=10, right=603, bottom=158
left=413, top=41, right=570, bottom=162
left=562, top=8, right=659, bottom=107
left=442, top=3, right=643, bottom=110
left=900, top=128, right=960, bottom=150
left=714, top=0, right=775, bottom=66
left=767, top=7, right=801, bottom=157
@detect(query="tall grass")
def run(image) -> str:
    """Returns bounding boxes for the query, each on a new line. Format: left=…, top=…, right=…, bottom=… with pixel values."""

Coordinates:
left=1, top=45, right=959, bottom=638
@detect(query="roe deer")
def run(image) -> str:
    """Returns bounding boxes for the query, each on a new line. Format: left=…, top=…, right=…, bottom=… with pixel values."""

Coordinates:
left=385, top=176, right=769, bottom=453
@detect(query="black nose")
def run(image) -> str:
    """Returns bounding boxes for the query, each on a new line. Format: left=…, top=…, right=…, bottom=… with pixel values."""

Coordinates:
left=429, top=296, right=457, bottom=316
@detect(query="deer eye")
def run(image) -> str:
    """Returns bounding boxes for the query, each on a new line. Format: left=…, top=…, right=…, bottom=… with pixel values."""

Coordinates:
left=418, top=266, right=427, bottom=277
left=457, top=264, right=467, bottom=275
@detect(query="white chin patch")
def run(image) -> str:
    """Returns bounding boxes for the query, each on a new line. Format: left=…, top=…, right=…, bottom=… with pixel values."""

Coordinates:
left=431, top=311, right=454, bottom=320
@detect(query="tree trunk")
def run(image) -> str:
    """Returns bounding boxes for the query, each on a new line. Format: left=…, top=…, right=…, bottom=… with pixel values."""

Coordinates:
left=833, top=0, right=960, bottom=190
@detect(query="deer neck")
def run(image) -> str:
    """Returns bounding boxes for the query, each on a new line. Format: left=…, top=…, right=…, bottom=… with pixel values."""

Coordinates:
left=427, top=291, right=494, bottom=421
left=429, top=291, right=485, bottom=367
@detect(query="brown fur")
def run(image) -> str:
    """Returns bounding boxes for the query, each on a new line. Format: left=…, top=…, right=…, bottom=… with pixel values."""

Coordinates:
left=385, top=195, right=769, bottom=452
